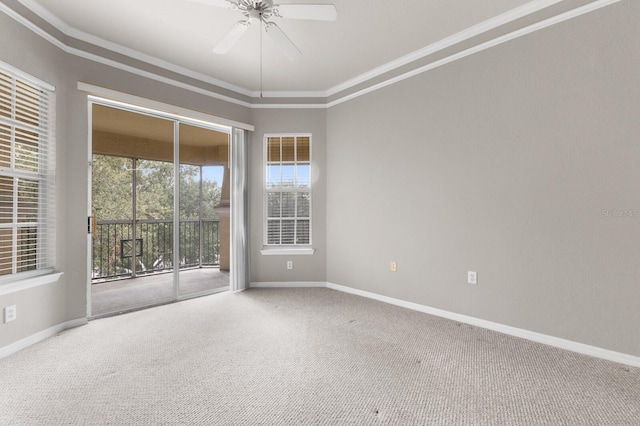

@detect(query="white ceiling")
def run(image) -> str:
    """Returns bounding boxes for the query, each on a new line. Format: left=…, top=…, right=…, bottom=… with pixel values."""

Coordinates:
left=23, top=0, right=552, bottom=96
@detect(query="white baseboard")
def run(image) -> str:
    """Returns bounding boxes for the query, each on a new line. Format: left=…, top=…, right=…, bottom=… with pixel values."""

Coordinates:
left=0, top=317, right=88, bottom=359
left=4, top=283, right=638, bottom=368
left=250, top=281, right=326, bottom=288
left=326, top=282, right=640, bottom=368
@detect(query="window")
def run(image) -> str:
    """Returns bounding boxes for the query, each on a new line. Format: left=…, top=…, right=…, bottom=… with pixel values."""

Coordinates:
left=264, top=135, right=311, bottom=247
left=0, top=65, right=55, bottom=281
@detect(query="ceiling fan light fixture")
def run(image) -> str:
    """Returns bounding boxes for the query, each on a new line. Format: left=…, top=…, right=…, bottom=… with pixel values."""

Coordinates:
left=237, top=0, right=274, bottom=20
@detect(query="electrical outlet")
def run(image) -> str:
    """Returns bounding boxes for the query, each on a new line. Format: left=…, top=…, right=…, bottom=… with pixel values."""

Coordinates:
left=4, top=305, right=16, bottom=323
left=390, top=261, right=397, bottom=272
left=467, top=271, right=477, bottom=285
left=287, top=260, right=293, bottom=270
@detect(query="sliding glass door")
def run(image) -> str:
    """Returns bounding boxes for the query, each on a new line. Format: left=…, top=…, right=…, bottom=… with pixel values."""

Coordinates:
left=178, top=123, right=230, bottom=298
left=90, top=103, right=232, bottom=317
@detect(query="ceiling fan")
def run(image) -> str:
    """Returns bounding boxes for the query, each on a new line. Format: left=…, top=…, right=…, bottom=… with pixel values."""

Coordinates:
left=190, top=0, right=337, bottom=60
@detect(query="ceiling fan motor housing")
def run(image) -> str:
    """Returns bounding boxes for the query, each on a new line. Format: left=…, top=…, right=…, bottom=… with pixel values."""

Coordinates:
left=210, top=0, right=336, bottom=57
left=238, top=0, right=275, bottom=21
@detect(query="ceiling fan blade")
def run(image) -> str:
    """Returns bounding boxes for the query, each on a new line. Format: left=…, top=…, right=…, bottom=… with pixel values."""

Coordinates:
left=213, top=21, right=250, bottom=54
left=264, top=22, right=302, bottom=61
left=188, top=0, right=236, bottom=8
left=274, top=4, right=337, bottom=21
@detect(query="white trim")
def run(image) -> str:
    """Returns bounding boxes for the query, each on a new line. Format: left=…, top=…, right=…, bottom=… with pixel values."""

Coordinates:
left=325, top=0, right=564, bottom=97
left=172, top=121, right=181, bottom=301
left=70, top=49, right=254, bottom=109
left=2, top=0, right=623, bottom=108
left=260, top=247, right=315, bottom=256
left=78, top=83, right=254, bottom=132
left=0, top=2, right=68, bottom=72
left=250, top=103, right=327, bottom=110
left=263, top=134, right=313, bottom=247
left=16, top=0, right=252, bottom=97
left=246, top=280, right=640, bottom=367
left=1, top=1, right=254, bottom=109
left=0, top=271, right=63, bottom=296
left=86, top=99, right=93, bottom=319
left=327, top=0, right=623, bottom=108
left=251, top=90, right=327, bottom=99
left=264, top=132, right=313, bottom=137
left=6, top=0, right=576, bottom=100
left=325, top=282, right=640, bottom=368
left=250, top=281, right=325, bottom=288
left=0, top=317, right=86, bottom=359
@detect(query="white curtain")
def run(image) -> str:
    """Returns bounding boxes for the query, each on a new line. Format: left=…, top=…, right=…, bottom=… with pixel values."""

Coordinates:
left=230, top=128, right=249, bottom=291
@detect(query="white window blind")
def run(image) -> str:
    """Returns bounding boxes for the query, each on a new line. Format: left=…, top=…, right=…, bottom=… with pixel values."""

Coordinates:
left=0, top=66, right=55, bottom=279
left=265, top=135, right=311, bottom=246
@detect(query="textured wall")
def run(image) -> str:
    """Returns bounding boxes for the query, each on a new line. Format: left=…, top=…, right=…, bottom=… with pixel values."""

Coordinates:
left=326, top=1, right=640, bottom=356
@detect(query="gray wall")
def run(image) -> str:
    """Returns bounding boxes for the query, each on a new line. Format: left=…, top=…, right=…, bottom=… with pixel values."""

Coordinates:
left=1, top=11, right=71, bottom=347
left=248, top=108, right=327, bottom=283
left=326, top=0, right=640, bottom=356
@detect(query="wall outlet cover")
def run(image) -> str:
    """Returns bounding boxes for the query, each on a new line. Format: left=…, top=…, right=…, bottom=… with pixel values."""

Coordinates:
left=467, top=271, right=477, bottom=285
left=4, top=305, right=17, bottom=323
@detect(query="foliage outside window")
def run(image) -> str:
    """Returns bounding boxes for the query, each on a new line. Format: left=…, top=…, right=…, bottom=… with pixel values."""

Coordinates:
left=91, top=155, right=223, bottom=280
left=265, top=134, right=311, bottom=246
left=0, top=67, right=55, bottom=279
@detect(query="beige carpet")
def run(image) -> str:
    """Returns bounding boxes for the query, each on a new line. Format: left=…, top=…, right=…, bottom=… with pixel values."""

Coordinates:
left=1, top=288, right=639, bottom=425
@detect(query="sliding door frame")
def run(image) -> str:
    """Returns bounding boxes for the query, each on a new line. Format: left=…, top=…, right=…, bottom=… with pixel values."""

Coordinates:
left=85, top=92, right=252, bottom=318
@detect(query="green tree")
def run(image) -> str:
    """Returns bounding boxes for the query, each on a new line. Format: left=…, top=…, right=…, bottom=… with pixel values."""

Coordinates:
left=92, top=155, right=223, bottom=279
left=179, top=165, right=223, bottom=219
left=136, top=159, right=174, bottom=220
left=91, top=155, right=132, bottom=220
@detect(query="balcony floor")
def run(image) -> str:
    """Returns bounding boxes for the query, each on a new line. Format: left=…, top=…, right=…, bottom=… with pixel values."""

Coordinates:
left=91, top=267, right=229, bottom=318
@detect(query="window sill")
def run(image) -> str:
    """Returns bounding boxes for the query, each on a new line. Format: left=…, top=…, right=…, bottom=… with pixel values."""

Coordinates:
left=261, top=247, right=315, bottom=256
left=0, top=270, right=64, bottom=296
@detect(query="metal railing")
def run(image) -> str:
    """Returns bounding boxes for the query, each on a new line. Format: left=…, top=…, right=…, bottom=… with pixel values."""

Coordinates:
left=91, top=218, right=220, bottom=282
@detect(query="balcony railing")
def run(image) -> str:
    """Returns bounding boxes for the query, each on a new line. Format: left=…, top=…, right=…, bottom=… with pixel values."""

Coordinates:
left=92, top=218, right=220, bottom=282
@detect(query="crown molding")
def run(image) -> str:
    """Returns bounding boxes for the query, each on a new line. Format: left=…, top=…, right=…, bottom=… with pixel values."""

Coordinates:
left=252, top=90, right=327, bottom=98
left=3, top=0, right=624, bottom=109
left=2, top=1, right=254, bottom=108
left=327, top=0, right=623, bottom=108
left=325, top=0, right=564, bottom=97
left=16, top=0, right=253, bottom=97
left=250, top=103, right=327, bottom=109
left=18, top=0, right=568, bottom=100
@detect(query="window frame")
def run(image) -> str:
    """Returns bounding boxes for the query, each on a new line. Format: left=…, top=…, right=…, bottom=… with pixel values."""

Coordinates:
left=261, top=133, right=314, bottom=255
left=0, top=60, right=59, bottom=289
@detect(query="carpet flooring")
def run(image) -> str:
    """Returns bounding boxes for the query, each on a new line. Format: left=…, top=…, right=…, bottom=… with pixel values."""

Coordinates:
left=1, top=287, right=639, bottom=425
